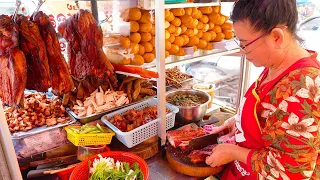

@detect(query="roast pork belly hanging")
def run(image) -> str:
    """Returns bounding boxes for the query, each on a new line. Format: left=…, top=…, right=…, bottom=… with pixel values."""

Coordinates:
left=16, top=15, right=51, bottom=92
left=0, top=15, right=27, bottom=106
left=58, top=9, right=118, bottom=88
left=31, top=11, right=74, bottom=94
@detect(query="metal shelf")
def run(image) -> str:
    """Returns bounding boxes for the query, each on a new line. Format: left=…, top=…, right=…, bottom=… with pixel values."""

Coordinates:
left=165, top=1, right=220, bottom=9
left=143, top=48, right=240, bottom=71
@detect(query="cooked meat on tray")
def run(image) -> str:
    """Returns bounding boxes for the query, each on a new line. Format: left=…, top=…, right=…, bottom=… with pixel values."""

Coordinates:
left=5, top=93, right=70, bottom=133
left=109, top=106, right=170, bottom=132
left=71, top=87, right=129, bottom=117
left=166, top=67, right=193, bottom=88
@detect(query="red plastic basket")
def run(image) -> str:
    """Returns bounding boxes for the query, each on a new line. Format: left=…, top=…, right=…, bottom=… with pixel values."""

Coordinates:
left=69, top=151, right=149, bottom=180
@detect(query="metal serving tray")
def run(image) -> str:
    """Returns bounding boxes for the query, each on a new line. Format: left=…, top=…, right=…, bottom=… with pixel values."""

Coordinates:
left=11, top=115, right=76, bottom=140
left=66, top=96, right=157, bottom=124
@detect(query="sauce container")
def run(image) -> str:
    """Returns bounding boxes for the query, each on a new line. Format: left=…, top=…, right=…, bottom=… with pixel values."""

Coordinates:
left=192, top=83, right=215, bottom=108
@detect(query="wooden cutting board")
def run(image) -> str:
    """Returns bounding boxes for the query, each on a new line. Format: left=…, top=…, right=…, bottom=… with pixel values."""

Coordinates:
left=166, top=145, right=223, bottom=177
left=108, top=136, right=159, bottom=160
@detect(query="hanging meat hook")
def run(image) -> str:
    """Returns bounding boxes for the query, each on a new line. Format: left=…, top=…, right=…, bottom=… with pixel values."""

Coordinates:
left=12, top=0, right=21, bottom=22
left=34, top=0, right=47, bottom=15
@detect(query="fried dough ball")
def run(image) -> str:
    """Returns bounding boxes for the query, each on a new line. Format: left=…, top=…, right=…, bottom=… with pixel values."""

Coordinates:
left=120, top=36, right=131, bottom=49
left=213, top=32, right=225, bottom=42
left=143, top=53, right=155, bottom=63
left=139, top=11, right=151, bottom=24
left=213, top=25, right=222, bottom=33
left=165, top=40, right=172, bottom=50
left=201, top=32, right=212, bottom=42
left=139, top=23, right=153, bottom=33
left=141, top=42, right=153, bottom=52
left=138, top=44, right=145, bottom=56
left=197, top=39, right=207, bottom=49
left=131, top=54, right=144, bottom=65
left=171, top=8, right=185, bottom=16
left=140, top=32, right=152, bottom=42
left=173, top=36, right=185, bottom=47
left=129, top=8, right=141, bottom=21
left=129, top=32, right=141, bottom=43
left=169, top=44, right=179, bottom=55
left=130, top=21, right=139, bottom=32
left=130, top=43, right=140, bottom=54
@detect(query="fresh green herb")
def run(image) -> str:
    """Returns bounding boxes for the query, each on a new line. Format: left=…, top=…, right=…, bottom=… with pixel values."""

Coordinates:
left=89, top=155, right=144, bottom=180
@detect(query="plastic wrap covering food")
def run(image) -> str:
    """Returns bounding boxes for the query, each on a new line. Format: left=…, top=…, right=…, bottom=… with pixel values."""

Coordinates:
left=164, top=6, right=234, bottom=57
left=102, top=3, right=156, bottom=66
left=13, top=127, right=70, bottom=159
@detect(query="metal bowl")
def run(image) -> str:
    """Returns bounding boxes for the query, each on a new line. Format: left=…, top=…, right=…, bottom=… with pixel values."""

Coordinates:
left=166, top=89, right=211, bottom=125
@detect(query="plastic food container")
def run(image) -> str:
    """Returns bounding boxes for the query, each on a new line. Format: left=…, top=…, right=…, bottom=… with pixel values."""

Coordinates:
left=102, top=98, right=179, bottom=148
left=193, top=83, right=215, bottom=108
left=77, top=145, right=110, bottom=161
left=70, top=151, right=149, bottom=180
left=65, top=126, right=115, bottom=146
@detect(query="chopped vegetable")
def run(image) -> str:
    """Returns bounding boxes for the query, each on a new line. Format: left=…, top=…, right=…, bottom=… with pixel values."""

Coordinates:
left=89, top=154, right=144, bottom=180
left=70, top=124, right=111, bottom=134
left=167, top=94, right=207, bottom=106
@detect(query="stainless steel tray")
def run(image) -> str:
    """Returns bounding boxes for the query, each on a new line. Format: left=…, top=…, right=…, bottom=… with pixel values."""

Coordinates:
left=166, top=77, right=195, bottom=88
left=11, top=115, right=76, bottom=140
left=67, top=96, right=157, bottom=124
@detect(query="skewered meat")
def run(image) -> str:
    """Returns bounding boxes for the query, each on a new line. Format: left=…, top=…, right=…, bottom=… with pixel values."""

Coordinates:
left=58, top=10, right=118, bottom=88
left=16, top=15, right=51, bottom=92
left=166, top=67, right=192, bottom=88
left=31, top=11, right=74, bottom=94
left=187, top=144, right=217, bottom=164
left=0, top=15, right=27, bottom=106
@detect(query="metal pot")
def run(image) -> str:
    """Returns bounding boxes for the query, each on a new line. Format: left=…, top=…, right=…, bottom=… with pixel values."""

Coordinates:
left=166, top=89, right=211, bottom=125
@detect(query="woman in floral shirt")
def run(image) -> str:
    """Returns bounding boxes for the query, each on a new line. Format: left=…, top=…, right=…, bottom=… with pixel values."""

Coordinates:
left=205, top=0, right=320, bottom=179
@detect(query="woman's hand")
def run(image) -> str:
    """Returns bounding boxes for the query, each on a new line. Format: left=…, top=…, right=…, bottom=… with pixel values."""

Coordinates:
left=205, top=144, right=251, bottom=167
left=205, top=118, right=236, bottom=135
left=205, top=144, right=236, bottom=167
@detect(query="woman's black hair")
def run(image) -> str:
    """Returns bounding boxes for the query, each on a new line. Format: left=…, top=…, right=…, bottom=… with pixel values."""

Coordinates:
left=231, top=0, right=300, bottom=38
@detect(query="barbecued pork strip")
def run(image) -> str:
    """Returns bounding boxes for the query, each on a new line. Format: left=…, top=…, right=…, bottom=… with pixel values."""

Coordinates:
left=58, top=10, right=118, bottom=88
left=0, top=48, right=27, bottom=106
left=187, top=144, right=217, bottom=164
left=16, top=15, right=51, bottom=92
left=0, top=15, right=27, bottom=106
left=167, top=127, right=206, bottom=148
left=31, top=11, right=74, bottom=94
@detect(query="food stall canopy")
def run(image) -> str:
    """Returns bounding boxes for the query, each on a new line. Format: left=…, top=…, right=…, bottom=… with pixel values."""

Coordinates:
left=297, top=0, right=311, bottom=4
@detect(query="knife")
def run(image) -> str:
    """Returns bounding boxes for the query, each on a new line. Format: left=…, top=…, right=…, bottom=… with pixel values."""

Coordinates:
left=188, top=133, right=219, bottom=151
left=43, top=163, right=80, bottom=175
left=30, top=155, right=77, bottom=167
left=36, top=156, right=79, bottom=170
left=27, top=165, right=69, bottom=178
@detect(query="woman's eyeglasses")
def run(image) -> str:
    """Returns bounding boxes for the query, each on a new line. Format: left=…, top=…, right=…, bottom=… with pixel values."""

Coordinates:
left=233, top=33, right=267, bottom=54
